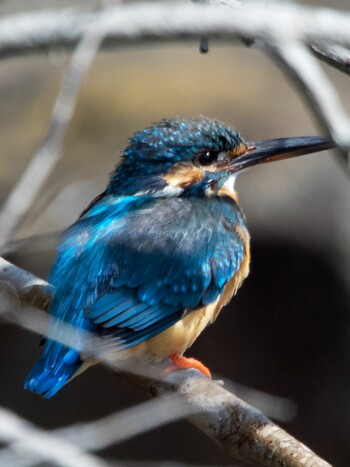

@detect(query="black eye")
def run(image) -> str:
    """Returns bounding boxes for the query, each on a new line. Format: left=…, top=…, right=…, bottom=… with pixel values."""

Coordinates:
left=198, top=151, right=218, bottom=166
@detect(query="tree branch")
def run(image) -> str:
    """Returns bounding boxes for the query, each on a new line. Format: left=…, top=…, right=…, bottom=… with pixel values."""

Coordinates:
left=0, top=13, right=105, bottom=250
left=0, top=2, right=348, bottom=174
left=310, top=42, right=350, bottom=76
left=1, top=2, right=350, bottom=58
left=267, top=40, right=350, bottom=168
left=0, top=406, right=109, bottom=467
left=0, top=257, right=331, bottom=467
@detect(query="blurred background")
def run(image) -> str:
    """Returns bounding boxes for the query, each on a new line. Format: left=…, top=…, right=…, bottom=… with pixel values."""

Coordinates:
left=0, top=0, right=349, bottom=465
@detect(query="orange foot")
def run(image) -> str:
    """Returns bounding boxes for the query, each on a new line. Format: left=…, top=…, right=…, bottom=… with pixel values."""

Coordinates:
left=162, top=353, right=211, bottom=378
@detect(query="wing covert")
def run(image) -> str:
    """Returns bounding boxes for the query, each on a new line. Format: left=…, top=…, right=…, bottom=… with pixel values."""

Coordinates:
left=82, top=195, right=247, bottom=350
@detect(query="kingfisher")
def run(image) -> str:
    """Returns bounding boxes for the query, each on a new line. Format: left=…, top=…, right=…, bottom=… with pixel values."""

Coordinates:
left=24, top=117, right=333, bottom=398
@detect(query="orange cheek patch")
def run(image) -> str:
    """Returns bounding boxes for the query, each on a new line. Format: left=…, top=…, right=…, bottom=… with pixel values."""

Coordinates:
left=229, top=142, right=248, bottom=158
left=163, top=163, right=205, bottom=188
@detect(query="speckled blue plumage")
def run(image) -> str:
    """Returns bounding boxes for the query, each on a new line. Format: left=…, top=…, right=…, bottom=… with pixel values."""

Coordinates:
left=109, top=117, right=243, bottom=195
left=24, top=117, right=248, bottom=398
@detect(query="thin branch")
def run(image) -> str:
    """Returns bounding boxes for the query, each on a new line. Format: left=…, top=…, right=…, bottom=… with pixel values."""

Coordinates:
left=2, top=3, right=350, bottom=57
left=267, top=40, right=350, bottom=168
left=0, top=256, right=331, bottom=467
left=56, top=395, right=195, bottom=451
left=311, top=42, right=350, bottom=76
left=55, top=385, right=294, bottom=449
left=0, top=406, right=109, bottom=467
left=0, top=16, right=105, bottom=250
left=152, top=372, right=329, bottom=467
left=0, top=1, right=348, bottom=174
left=199, top=0, right=350, bottom=77
left=0, top=396, right=195, bottom=467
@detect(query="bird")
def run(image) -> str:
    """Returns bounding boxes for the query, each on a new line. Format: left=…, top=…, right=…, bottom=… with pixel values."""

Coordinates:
left=24, top=116, right=333, bottom=398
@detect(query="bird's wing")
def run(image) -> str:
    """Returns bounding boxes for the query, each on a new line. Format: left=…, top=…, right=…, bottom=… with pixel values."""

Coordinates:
left=79, top=195, right=246, bottom=351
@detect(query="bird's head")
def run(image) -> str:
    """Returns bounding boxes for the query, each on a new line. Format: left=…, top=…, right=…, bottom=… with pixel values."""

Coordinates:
left=108, top=117, right=334, bottom=197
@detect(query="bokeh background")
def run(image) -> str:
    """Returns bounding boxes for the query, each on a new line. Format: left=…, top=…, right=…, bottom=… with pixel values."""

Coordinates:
left=0, top=0, right=349, bottom=465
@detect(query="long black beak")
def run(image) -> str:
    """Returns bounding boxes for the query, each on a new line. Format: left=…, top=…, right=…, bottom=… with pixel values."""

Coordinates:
left=231, top=136, right=335, bottom=172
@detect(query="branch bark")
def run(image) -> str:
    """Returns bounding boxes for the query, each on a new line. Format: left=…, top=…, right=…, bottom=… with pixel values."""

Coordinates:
left=1, top=3, right=350, bottom=58
left=311, top=42, right=350, bottom=75
left=0, top=256, right=331, bottom=467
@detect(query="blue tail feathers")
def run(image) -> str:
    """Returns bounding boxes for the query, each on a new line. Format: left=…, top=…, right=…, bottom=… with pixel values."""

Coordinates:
left=24, top=346, right=82, bottom=398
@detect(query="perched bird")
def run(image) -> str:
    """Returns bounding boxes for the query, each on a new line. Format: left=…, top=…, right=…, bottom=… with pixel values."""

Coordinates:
left=24, top=117, right=333, bottom=398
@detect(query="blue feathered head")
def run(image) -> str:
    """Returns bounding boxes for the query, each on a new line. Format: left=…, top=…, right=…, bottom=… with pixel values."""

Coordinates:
left=108, top=117, right=246, bottom=195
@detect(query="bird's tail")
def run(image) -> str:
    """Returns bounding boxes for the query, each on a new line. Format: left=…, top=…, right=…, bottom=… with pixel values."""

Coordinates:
left=24, top=344, right=82, bottom=398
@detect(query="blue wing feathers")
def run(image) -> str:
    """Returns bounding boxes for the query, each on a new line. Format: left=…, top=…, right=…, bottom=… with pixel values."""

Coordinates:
left=202, top=283, right=221, bottom=305
left=96, top=298, right=139, bottom=326
left=24, top=347, right=81, bottom=398
left=85, top=196, right=245, bottom=339
left=100, top=310, right=184, bottom=351
left=120, top=304, right=178, bottom=331
left=25, top=194, right=247, bottom=396
left=89, top=289, right=127, bottom=315
left=24, top=286, right=90, bottom=398
left=103, top=302, right=151, bottom=327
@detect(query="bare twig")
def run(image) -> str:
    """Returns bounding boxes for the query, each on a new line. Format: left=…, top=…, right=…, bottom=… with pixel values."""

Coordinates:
left=2, top=3, right=350, bottom=57
left=268, top=40, right=350, bottom=168
left=56, top=396, right=194, bottom=451
left=311, top=42, right=350, bottom=76
left=0, top=407, right=109, bottom=467
left=198, top=0, right=350, bottom=168
left=0, top=256, right=331, bottom=467
left=56, top=385, right=294, bottom=449
left=0, top=396, right=195, bottom=467
left=152, top=372, right=330, bottom=467
left=0, top=17, right=105, bottom=250
left=0, top=1, right=348, bottom=173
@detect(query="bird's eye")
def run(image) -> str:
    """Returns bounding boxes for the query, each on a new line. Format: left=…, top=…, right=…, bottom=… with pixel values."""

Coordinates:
left=198, top=151, right=219, bottom=166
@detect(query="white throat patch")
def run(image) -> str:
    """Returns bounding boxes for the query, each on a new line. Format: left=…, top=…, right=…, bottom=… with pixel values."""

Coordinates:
left=221, top=175, right=237, bottom=194
left=204, top=175, right=237, bottom=197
